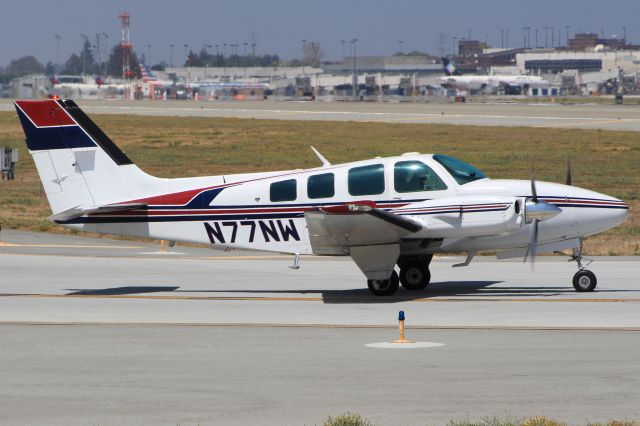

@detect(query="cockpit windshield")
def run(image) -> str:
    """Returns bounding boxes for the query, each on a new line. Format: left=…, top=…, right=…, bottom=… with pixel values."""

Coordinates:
left=433, top=154, right=487, bottom=185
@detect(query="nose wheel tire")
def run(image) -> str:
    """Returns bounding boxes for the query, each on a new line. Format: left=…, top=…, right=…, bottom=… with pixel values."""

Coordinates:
left=573, top=270, right=597, bottom=292
left=367, top=271, right=400, bottom=296
left=399, top=265, right=431, bottom=291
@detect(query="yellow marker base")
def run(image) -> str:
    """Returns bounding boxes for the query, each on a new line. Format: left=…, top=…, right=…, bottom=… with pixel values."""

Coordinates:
left=392, top=338, right=415, bottom=344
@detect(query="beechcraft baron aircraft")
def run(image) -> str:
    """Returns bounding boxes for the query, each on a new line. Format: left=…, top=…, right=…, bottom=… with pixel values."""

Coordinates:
left=14, top=99, right=628, bottom=295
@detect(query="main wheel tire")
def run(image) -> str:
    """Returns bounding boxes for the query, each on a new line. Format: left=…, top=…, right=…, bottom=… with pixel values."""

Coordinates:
left=573, top=270, right=597, bottom=292
left=399, top=265, right=431, bottom=291
left=367, top=271, right=400, bottom=296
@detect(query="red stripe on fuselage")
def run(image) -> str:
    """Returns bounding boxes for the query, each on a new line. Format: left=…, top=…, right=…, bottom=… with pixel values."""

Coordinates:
left=15, top=100, right=76, bottom=127
left=89, top=202, right=411, bottom=217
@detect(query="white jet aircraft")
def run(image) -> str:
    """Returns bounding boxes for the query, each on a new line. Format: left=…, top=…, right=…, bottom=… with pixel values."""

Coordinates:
left=14, top=99, right=628, bottom=296
left=437, top=58, right=549, bottom=94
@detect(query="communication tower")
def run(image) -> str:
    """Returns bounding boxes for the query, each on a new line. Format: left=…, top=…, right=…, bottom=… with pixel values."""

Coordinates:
left=118, top=12, right=135, bottom=79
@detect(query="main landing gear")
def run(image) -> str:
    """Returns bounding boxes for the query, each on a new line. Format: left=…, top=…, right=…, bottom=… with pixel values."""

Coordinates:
left=367, top=255, right=433, bottom=296
left=367, top=271, right=399, bottom=296
left=398, top=254, right=433, bottom=291
left=570, top=244, right=597, bottom=292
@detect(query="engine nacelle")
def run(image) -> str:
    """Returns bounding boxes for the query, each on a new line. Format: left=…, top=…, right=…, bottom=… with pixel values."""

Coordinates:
left=394, top=196, right=522, bottom=238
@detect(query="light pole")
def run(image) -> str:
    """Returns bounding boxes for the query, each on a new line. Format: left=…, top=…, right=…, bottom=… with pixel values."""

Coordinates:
left=544, top=27, right=549, bottom=48
left=206, top=44, right=213, bottom=60
left=565, top=26, right=571, bottom=46
left=148, top=44, right=152, bottom=67
left=452, top=36, right=457, bottom=56
left=340, top=40, right=345, bottom=60
left=80, top=33, right=88, bottom=75
left=169, top=44, right=174, bottom=67
left=535, top=28, right=539, bottom=48
left=101, top=33, right=108, bottom=76
left=53, top=34, right=61, bottom=67
left=500, top=29, right=504, bottom=49
left=397, top=40, right=403, bottom=54
left=351, top=38, right=358, bottom=100
left=301, top=39, right=306, bottom=74
left=243, top=42, right=248, bottom=56
left=505, top=30, right=509, bottom=49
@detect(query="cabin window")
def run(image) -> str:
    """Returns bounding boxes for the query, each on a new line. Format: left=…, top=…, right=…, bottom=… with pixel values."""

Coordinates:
left=270, top=179, right=297, bottom=202
left=307, top=173, right=335, bottom=199
left=348, top=164, right=385, bottom=196
left=394, top=161, right=447, bottom=193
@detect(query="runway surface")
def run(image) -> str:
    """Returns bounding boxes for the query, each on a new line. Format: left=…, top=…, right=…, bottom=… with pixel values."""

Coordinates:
left=1, top=325, right=639, bottom=425
left=3, top=98, right=640, bottom=131
left=2, top=230, right=640, bottom=328
left=2, top=230, right=639, bottom=424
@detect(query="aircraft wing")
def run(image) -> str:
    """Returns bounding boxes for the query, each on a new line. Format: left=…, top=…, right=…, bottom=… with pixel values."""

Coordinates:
left=49, top=203, right=147, bottom=221
left=304, top=207, right=422, bottom=255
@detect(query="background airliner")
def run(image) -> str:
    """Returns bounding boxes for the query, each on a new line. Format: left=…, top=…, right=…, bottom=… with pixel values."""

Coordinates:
left=14, top=99, right=628, bottom=295
left=438, top=58, right=550, bottom=94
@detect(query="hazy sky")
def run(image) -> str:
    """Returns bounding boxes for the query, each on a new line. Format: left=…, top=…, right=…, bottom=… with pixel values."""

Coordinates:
left=1, top=0, right=638, bottom=67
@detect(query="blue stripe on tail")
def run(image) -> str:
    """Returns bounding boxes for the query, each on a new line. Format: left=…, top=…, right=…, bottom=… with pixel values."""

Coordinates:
left=16, top=107, right=96, bottom=151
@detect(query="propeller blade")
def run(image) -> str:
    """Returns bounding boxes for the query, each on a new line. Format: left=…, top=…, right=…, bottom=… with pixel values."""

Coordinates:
left=566, top=157, right=572, bottom=186
left=530, top=219, right=538, bottom=267
left=530, top=161, right=538, bottom=203
left=524, top=218, right=539, bottom=269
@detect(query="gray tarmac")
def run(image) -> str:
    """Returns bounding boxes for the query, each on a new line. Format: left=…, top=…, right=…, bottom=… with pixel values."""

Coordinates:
left=3, top=98, right=640, bottom=131
left=1, top=230, right=640, bottom=424
left=2, top=230, right=640, bottom=328
left=1, top=325, right=639, bottom=426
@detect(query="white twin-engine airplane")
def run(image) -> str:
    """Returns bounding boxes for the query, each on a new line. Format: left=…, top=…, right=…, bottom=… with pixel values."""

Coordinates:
left=15, top=99, right=629, bottom=296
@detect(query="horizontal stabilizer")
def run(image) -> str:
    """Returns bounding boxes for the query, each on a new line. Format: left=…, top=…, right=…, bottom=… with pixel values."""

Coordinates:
left=49, top=203, right=147, bottom=222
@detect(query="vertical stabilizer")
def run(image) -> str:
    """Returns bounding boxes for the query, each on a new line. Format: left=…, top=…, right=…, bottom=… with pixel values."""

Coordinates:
left=14, top=99, right=160, bottom=216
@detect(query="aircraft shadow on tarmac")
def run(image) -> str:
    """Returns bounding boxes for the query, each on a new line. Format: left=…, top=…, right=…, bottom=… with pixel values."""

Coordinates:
left=65, top=286, right=180, bottom=295
left=62, top=282, right=632, bottom=302
left=172, top=280, right=599, bottom=304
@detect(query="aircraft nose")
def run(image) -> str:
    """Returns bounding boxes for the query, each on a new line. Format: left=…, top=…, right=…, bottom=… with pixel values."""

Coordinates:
left=574, top=192, right=629, bottom=236
left=609, top=198, right=630, bottom=227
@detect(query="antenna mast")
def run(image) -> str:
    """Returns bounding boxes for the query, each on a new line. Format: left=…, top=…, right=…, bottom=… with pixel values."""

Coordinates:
left=118, top=12, right=135, bottom=79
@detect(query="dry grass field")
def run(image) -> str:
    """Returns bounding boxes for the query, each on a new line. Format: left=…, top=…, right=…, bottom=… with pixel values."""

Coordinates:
left=0, top=110, right=637, bottom=255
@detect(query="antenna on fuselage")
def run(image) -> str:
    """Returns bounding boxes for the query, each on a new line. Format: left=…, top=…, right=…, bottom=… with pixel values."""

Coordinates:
left=310, top=146, right=331, bottom=167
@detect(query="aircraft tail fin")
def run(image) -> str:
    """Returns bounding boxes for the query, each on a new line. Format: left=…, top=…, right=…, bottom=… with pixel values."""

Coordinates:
left=14, top=99, right=160, bottom=216
left=441, top=57, right=458, bottom=76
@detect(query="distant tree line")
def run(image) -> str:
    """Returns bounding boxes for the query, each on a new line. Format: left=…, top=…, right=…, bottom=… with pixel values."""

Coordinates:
left=1, top=40, right=305, bottom=81
left=185, top=49, right=281, bottom=68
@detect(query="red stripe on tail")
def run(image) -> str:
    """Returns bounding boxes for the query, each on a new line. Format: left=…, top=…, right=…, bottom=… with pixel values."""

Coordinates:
left=15, top=100, right=76, bottom=127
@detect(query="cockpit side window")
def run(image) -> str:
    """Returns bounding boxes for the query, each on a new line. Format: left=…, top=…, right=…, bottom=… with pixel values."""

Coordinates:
left=433, top=154, right=487, bottom=185
left=394, top=161, right=448, bottom=193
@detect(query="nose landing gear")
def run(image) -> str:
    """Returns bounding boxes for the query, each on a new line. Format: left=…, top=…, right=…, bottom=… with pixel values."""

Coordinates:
left=570, top=243, right=596, bottom=292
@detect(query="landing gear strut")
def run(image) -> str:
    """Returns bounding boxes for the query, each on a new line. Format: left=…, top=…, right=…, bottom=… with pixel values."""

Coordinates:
left=367, top=271, right=399, bottom=296
left=398, top=254, right=433, bottom=291
left=570, top=243, right=597, bottom=292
